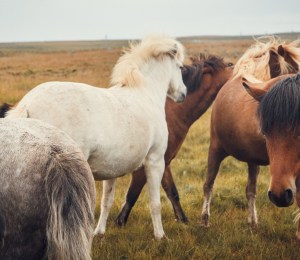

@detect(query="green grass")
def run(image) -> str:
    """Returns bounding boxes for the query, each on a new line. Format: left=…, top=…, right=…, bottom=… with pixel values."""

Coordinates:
left=1, top=37, right=300, bottom=259
left=92, top=115, right=300, bottom=259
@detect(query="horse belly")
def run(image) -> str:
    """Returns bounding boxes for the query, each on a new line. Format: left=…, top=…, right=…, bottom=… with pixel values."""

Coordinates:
left=88, top=143, right=149, bottom=180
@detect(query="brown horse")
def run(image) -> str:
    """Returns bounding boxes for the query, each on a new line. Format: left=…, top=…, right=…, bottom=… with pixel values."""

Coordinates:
left=0, top=103, right=11, bottom=118
left=243, top=73, right=300, bottom=238
left=115, top=54, right=234, bottom=225
left=201, top=38, right=300, bottom=227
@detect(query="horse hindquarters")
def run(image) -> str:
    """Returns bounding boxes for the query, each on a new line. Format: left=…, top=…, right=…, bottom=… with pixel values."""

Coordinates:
left=45, top=152, right=95, bottom=260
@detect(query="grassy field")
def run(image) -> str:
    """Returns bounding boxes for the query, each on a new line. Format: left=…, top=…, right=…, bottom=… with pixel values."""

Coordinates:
left=1, top=34, right=300, bottom=259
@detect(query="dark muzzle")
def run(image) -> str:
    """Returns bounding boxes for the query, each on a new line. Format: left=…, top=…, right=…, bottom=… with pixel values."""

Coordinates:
left=268, top=189, right=294, bottom=207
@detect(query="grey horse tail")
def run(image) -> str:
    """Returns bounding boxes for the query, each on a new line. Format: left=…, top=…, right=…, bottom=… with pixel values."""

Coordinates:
left=0, top=213, right=5, bottom=249
left=45, top=147, right=95, bottom=260
left=0, top=103, right=12, bottom=118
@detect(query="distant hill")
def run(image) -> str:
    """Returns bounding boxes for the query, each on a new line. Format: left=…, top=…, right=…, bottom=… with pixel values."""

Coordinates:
left=178, top=32, right=300, bottom=43
left=0, top=32, right=299, bottom=53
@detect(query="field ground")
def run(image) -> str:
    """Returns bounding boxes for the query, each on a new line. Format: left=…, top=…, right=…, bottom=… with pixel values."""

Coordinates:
left=1, top=33, right=300, bottom=259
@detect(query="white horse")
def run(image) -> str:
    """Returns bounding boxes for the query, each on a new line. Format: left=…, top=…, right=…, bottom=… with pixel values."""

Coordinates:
left=0, top=118, right=95, bottom=260
left=7, top=34, right=187, bottom=239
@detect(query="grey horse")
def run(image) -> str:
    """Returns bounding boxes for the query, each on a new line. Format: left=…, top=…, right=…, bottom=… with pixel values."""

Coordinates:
left=0, top=118, right=96, bottom=260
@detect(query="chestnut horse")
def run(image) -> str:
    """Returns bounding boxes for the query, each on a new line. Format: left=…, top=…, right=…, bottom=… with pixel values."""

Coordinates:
left=243, top=73, right=300, bottom=238
left=115, top=54, right=234, bottom=226
left=201, top=38, right=300, bottom=227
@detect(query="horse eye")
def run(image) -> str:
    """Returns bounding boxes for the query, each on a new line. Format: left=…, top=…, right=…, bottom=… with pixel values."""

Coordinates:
left=227, top=62, right=234, bottom=67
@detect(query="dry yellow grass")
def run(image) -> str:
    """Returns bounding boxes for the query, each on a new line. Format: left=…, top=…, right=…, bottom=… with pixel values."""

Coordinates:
left=1, top=36, right=300, bottom=259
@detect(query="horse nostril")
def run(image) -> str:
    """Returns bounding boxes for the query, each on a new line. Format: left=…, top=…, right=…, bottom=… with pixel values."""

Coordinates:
left=268, top=191, right=275, bottom=204
left=268, top=189, right=294, bottom=207
left=284, top=189, right=293, bottom=204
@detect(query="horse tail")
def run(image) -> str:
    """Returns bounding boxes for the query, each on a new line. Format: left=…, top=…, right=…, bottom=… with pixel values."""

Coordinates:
left=45, top=148, right=96, bottom=260
left=0, top=213, right=5, bottom=249
left=0, top=103, right=12, bottom=118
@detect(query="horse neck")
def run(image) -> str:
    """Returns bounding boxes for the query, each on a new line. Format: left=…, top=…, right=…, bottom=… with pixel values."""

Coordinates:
left=169, top=74, right=223, bottom=126
left=141, top=58, right=173, bottom=108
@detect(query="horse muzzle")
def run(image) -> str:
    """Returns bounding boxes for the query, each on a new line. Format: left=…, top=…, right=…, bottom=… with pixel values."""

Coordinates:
left=268, top=189, right=294, bottom=207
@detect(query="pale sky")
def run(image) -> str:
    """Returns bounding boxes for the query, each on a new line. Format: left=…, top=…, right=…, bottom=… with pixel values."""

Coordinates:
left=0, top=0, right=299, bottom=42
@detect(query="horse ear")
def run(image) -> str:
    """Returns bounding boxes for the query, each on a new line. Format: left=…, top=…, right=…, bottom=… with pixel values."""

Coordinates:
left=242, top=80, right=266, bottom=102
left=242, top=74, right=292, bottom=101
left=278, top=45, right=285, bottom=57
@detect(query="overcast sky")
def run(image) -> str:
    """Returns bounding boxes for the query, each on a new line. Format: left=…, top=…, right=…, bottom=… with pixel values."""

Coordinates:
left=0, top=0, right=299, bottom=42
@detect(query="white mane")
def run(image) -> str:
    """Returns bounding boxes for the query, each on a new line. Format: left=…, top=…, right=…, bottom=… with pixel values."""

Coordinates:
left=110, top=34, right=185, bottom=87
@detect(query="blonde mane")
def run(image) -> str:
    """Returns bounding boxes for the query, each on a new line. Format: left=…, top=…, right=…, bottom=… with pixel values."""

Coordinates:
left=281, top=38, right=300, bottom=69
left=233, top=36, right=300, bottom=81
left=110, top=35, right=185, bottom=87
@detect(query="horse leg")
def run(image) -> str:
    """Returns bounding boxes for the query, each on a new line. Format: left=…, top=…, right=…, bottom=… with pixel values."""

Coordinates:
left=201, top=144, right=227, bottom=227
left=246, top=163, right=259, bottom=226
left=161, top=165, right=188, bottom=223
left=115, top=167, right=147, bottom=226
left=94, top=178, right=116, bottom=236
left=144, top=156, right=165, bottom=239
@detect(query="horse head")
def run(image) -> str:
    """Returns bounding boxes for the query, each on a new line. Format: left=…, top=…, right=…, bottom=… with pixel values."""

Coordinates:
left=182, top=54, right=233, bottom=94
left=110, top=35, right=187, bottom=103
left=166, top=43, right=187, bottom=103
left=243, top=74, right=300, bottom=208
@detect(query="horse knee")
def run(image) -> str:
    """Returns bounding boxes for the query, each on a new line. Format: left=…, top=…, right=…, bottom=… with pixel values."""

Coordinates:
left=149, top=201, right=161, bottom=215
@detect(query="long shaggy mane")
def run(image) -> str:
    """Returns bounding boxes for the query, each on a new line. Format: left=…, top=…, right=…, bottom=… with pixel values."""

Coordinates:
left=182, top=54, right=226, bottom=93
left=258, top=73, right=300, bottom=135
left=110, top=34, right=185, bottom=87
left=234, top=36, right=300, bottom=81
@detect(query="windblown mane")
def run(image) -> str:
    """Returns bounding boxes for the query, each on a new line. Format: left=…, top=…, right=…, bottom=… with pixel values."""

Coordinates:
left=258, top=73, right=300, bottom=135
left=110, top=35, right=185, bottom=87
left=182, top=54, right=226, bottom=93
left=233, top=36, right=299, bottom=81
left=281, top=39, right=300, bottom=71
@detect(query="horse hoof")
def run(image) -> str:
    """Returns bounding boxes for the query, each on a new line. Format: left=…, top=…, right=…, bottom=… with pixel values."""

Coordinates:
left=153, top=235, right=169, bottom=241
left=248, top=221, right=258, bottom=229
left=201, top=222, right=211, bottom=228
left=175, top=216, right=189, bottom=224
left=114, top=217, right=127, bottom=227
left=201, top=214, right=211, bottom=227
left=93, top=231, right=105, bottom=239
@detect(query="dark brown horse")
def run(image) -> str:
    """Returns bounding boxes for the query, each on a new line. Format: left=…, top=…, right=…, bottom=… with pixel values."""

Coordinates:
left=115, top=54, right=234, bottom=225
left=201, top=38, right=300, bottom=227
left=0, top=103, right=11, bottom=118
left=243, top=73, right=300, bottom=238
